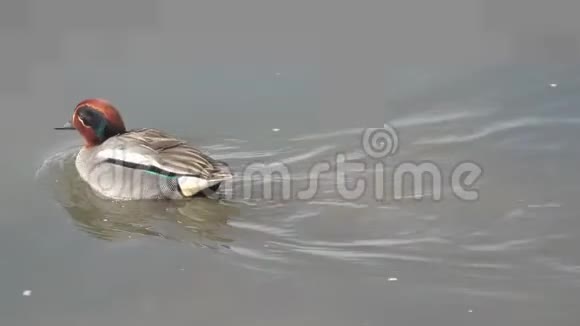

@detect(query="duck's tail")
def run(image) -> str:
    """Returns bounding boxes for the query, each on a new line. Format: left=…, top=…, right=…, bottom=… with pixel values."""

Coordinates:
left=178, top=160, right=233, bottom=198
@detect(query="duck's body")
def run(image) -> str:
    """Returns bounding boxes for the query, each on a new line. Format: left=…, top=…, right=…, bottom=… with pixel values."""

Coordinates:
left=57, top=99, right=232, bottom=200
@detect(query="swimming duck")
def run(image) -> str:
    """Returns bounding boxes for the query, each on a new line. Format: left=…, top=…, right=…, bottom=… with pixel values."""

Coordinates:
left=55, top=98, right=233, bottom=200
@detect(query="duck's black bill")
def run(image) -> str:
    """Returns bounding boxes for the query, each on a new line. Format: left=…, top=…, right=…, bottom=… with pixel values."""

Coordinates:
left=54, top=121, right=75, bottom=130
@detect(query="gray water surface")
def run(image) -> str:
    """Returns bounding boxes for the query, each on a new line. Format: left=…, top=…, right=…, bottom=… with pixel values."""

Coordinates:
left=2, top=2, right=580, bottom=326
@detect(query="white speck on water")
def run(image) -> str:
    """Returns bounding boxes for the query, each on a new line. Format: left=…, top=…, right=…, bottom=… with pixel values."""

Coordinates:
left=550, top=83, right=558, bottom=88
left=177, top=220, right=182, bottom=224
left=388, top=277, right=398, bottom=281
left=468, top=309, right=473, bottom=313
left=103, top=219, right=108, bottom=222
left=272, top=128, right=280, bottom=132
left=22, top=290, right=31, bottom=296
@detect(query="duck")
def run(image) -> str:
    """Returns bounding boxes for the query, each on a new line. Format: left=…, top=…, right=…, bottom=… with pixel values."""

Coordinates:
left=55, top=98, right=233, bottom=200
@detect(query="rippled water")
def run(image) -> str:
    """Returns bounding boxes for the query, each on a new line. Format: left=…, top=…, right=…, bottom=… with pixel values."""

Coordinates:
left=15, top=65, right=578, bottom=325
left=2, top=2, right=580, bottom=324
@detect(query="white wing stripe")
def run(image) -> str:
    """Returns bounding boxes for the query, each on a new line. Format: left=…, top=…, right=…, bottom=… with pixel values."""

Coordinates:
left=98, top=148, right=162, bottom=169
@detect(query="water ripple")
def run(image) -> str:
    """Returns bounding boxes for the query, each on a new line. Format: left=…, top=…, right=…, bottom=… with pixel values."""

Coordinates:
left=289, top=128, right=363, bottom=142
left=212, top=150, right=281, bottom=160
left=445, top=287, right=535, bottom=301
left=290, top=246, right=433, bottom=262
left=279, top=145, right=336, bottom=164
left=293, top=237, right=449, bottom=248
left=283, top=210, right=321, bottom=222
left=414, top=117, right=580, bottom=145
left=307, top=200, right=369, bottom=209
left=462, top=238, right=539, bottom=252
left=527, top=202, right=562, bottom=208
left=390, top=109, right=496, bottom=128
left=227, top=246, right=286, bottom=262
left=202, top=144, right=241, bottom=151
left=228, top=220, right=294, bottom=237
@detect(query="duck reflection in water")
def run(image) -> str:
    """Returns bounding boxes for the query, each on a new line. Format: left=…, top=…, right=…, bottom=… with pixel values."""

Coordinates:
left=37, top=148, right=239, bottom=248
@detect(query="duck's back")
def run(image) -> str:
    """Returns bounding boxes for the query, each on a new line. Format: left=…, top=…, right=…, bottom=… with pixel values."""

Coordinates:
left=76, top=128, right=232, bottom=200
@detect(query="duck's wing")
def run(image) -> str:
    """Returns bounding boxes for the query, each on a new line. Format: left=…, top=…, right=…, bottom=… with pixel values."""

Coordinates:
left=97, top=128, right=232, bottom=180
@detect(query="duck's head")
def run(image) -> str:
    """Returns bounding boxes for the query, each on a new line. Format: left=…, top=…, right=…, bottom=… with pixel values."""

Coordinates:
left=55, top=98, right=127, bottom=146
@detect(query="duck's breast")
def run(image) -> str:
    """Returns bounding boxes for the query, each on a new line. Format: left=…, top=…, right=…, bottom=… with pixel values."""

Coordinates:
left=82, top=160, right=185, bottom=200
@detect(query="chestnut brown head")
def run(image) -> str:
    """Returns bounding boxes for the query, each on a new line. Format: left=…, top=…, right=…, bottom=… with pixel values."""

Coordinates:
left=55, top=98, right=127, bottom=146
